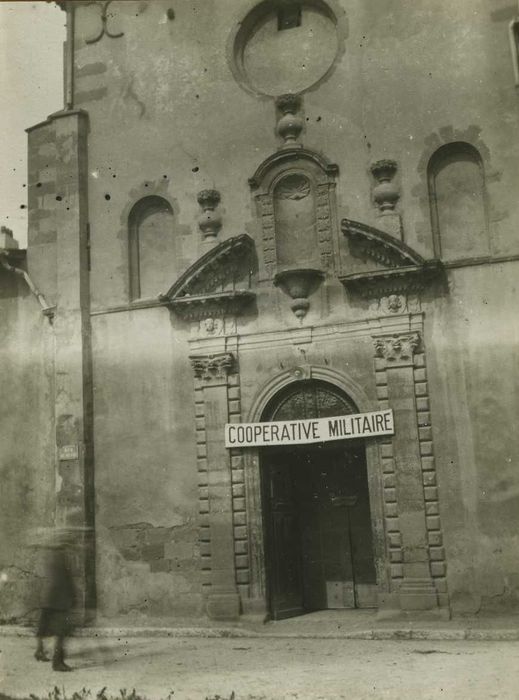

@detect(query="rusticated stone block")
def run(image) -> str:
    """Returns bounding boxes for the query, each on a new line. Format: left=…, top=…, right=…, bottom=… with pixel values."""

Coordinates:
left=382, top=459, right=395, bottom=473
left=376, top=385, right=389, bottom=400
left=234, top=525, right=247, bottom=540
left=416, top=397, right=430, bottom=412
left=430, top=561, right=446, bottom=577
left=233, top=497, right=246, bottom=512
left=383, top=473, right=396, bottom=489
left=426, top=515, right=441, bottom=530
left=235, top=554, right=249, bottom=569
left=435, top=578, right=448, bottom=593
left=236, top=569, right=249, bottom=584
left=228, top=399, right=241, bottom=414
left=419, top=426, right=432, bottom=441
left=425, top=502, right=439, bottom=516
left=384, top=487, right=397, bottom=503
left=417, top=411, right=431, bottom=427
left=388, top=532, right=402, bottom=548
left=386, top=517, right=400, bottom=532
left=421, top=456, right=435, bottom=471
left=381, top=444, right=393, bottom=459
left=429, top=546, right=445, bottom=561
left=390, top=549, right=403, bottom=563
left=424, top=486, right=438, bottom=501
left=414, top=368, right=427, bottom=383
left=228, top=386, right=240, bottom=401
left=390, top=564, right=404, bottom=578
left=232, top=483, right=245, bottom=497
left=423, top=472, right=436, bottom=487
left=415, top=382, right=428, bottom=397
left=428, top=531, right=443, bottom=547
left=232, top=469, right=245, bottom=484
left=420, top=441, right=433, bottom=456
left=375, top=370, right=387, bottom=386
left=234, top=540, right=248, bottom=555
left=414, top=353, right=426, bottom=368
left=234, top=512, right=247, bottom=526
left=385, top=503, right=398, bottom=518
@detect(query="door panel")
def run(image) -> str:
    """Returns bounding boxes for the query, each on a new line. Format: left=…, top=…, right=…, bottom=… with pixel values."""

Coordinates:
left=265, top=443, right=377, bottom=618
left=266, top=457, right=304, bottom=620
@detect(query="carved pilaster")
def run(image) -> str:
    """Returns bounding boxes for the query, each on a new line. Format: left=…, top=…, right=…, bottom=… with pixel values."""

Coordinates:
left=189, top=350, right=240, bottom=620
left=372, top=330, right=443, bottom=614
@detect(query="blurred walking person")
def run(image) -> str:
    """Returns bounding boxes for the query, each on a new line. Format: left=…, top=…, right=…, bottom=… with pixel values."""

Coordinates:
left=34, top=528, right=76, bottom=672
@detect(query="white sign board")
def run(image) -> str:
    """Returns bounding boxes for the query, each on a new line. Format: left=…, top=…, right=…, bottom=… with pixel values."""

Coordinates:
left=225, top=409, right=394, bottom=448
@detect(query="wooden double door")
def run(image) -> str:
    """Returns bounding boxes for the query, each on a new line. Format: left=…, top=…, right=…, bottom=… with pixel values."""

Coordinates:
left=264, top=442, right=377, bottom=620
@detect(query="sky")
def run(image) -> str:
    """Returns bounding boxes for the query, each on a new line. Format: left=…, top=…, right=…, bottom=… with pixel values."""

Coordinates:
left=0, top=1, right=65, bottom=246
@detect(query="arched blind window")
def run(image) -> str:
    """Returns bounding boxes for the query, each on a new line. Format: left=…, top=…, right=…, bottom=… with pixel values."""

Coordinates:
left=128, top=196, right=175, bottom=300
left=428, top=142, right=489, bottom=260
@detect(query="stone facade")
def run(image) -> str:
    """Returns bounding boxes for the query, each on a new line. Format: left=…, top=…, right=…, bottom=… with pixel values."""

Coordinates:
left=1, top=0, right=519, bottom=623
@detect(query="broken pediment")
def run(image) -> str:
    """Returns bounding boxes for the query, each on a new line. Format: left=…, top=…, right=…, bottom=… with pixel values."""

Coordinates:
left=339, top=218, right=443, bottom=298
left=160, top=233, right=256, bottom=320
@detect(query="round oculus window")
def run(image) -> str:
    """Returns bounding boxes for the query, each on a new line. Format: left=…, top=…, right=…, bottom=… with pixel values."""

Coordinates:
left=232, top=0, right=343, bottom=97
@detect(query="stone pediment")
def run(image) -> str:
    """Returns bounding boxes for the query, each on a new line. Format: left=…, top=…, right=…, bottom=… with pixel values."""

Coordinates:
left=160, top=234, right=256, bottom=320
left=339, top=218, right=443, bottom=298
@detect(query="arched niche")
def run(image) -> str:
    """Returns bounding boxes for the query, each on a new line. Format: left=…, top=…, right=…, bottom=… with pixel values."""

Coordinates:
left=128, top=195, right=176, bottom=300
left=249, top=148, right=339, bottom=278
left=273, top=173, right=318, bottom=267
left=428, top=142, right=489, bottom=260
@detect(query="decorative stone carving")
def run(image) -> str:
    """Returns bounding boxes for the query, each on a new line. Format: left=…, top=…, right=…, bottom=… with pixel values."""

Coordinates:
left=197, top=189, right=222, bottom=240
left=373, top=333, right=421, bottom=362
left=161, top=233, right=256, bottom=321
left=340, top=218, right=443, bottom=299
left=274, top=268, right=324, bottom=320
left=371, top=160, right=399, bottom=213
left=274, top=174, right=310, bottom=200
left=84, top=1, right=124, bottom=45
left=190, top=353, right=234, bottom=381
left=275, top=94, right=303, bottom=148
left=250, top=148, right=339, bottom=278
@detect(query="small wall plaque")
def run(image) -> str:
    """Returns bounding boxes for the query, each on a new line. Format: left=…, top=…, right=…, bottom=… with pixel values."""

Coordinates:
left=58, top=444, right=79, bottom=461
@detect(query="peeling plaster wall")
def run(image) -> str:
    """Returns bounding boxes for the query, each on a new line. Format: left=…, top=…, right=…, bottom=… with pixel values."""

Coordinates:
left=425, top=262, right=519, bottom=614
left=91, top=309, right=202, bottom=619
left=0, top=273, right=55, bottom=622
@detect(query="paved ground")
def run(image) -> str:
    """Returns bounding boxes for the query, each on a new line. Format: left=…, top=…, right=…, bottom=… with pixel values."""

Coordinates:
left=1, top=634, right=519, bottom=700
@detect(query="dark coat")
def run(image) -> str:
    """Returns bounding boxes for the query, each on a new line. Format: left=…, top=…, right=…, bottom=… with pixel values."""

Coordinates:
left=40, top=546, right=75, bottom=611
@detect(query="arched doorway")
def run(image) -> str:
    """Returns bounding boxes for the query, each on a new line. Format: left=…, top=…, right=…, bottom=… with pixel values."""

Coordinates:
left=261, top=380, right=377, bottom=620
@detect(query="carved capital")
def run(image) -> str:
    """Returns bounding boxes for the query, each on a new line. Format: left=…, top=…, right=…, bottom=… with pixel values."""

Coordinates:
left=373, top=333, right=421, bottom=363
left=190, top=353, right=234, bottom=382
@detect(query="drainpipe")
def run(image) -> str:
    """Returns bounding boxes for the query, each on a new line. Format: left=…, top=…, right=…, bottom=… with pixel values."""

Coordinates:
left=0, top=252, right=55, bottom=319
